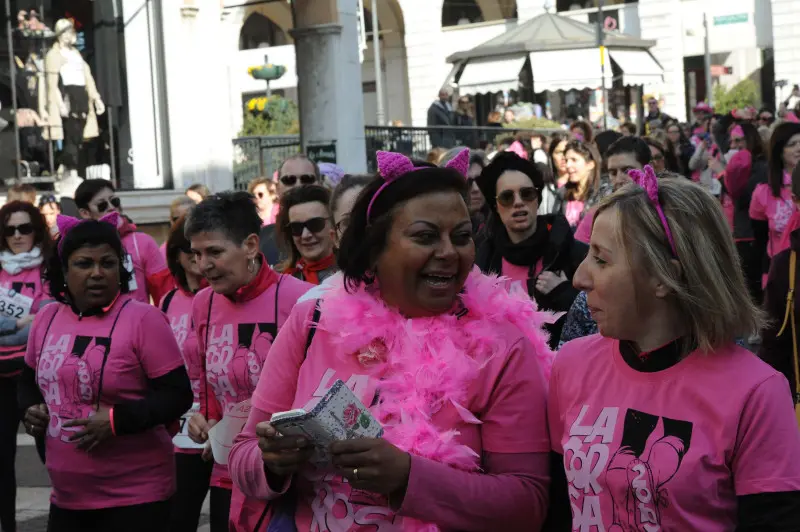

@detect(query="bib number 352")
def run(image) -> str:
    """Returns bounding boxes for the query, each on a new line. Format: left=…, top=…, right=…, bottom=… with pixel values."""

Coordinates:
left=0, top=290, right=33, bottom=319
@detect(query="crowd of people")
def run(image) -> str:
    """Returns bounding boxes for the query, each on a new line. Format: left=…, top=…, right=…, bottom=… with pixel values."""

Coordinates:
left=0, top=100, right=796, bottom=532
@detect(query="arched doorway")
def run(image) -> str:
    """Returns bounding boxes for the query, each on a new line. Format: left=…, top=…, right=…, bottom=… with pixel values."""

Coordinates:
left=239, top=12, right=289, bottom=50
left=441, top=0, right=518, bottom=27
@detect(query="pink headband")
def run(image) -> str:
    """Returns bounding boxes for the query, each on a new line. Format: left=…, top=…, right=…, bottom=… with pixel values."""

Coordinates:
left=627, top=165, right=677, bottom=258
left=56, top=212, right=121, bottom=257
left=730, top=124, right=744, bottom=138
left=366, top=149, right=470, bottom=222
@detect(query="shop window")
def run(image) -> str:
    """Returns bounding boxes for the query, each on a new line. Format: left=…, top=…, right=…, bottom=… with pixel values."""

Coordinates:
left=0, top=0, right=167, bottom=190
left=240, top=13, right=289, bottom=50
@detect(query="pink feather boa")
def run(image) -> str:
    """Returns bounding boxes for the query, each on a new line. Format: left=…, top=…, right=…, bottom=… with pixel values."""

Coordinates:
left=316, top=267, right=555, bottom=531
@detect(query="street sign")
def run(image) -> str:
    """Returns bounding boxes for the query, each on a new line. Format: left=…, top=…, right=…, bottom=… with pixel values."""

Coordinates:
left=713, top=13, right=748, bottom=26
left=307, top=142, right=337, bottom=165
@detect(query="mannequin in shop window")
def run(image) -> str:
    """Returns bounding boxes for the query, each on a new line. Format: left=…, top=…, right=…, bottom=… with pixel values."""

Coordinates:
left=44, top=19, right=105, bottom=178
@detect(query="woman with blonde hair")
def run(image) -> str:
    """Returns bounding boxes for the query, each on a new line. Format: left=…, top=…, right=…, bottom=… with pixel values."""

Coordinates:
left=547, top=168, right=800, bottom=529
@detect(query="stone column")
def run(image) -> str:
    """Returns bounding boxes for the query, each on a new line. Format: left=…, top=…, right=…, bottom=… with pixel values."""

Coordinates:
left=771, top=0, right=800, bottom=105
left=291, top=0, right=367, bottom=173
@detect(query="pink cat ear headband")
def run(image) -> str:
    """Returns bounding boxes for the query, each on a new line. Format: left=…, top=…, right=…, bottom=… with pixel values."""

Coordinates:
left=366, top=149, right=470, bottom=222
left=627, top=165, right=678, bottom=258
left=56, top=212, right=120, bottom=257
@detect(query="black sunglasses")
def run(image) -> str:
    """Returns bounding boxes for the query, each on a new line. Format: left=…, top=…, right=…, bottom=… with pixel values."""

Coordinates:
left=287, top=217, right=327, bottom=237
left=280, top=175, right=316, bottom=187
left=95, top=196, right=121, bottom=213
left=4, top=223, right=34, bottom=238
left=497, top=187, right=537, bottom=207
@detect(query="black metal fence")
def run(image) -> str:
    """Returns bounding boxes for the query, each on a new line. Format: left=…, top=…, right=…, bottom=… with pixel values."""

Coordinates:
left=232, top=126, right=559, bottom=186
left=233, top=135, right=300, bottom=190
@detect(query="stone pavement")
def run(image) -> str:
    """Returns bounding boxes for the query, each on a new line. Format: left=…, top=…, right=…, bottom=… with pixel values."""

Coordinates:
left=15, top=432, right=211, bottom=531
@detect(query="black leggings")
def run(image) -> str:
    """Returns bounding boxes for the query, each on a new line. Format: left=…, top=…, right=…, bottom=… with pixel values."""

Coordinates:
left=210, top=486, right=232, bottom=532
left=170, top=453, right=213, bottom=532
left=0, top=376, right=45, bottom=532
left=46, top=499, right=171, bottom=532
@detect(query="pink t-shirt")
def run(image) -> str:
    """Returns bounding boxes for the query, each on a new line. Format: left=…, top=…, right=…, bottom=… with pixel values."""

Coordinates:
left=236, top=296, right=550, bottom=531
left=122, top=231, right=168, bottom=303
left=549, top=334, right=800, bottom=531
left=501, top=258, right=543, bottom=293
left=574, top=207, right=596, bottom=244
left=749, top=182, right=797, bottom=257
left=158, top=241, right=167, bottom=261
left=161, top=288, right=201, bottom=455
left=25, top=296, right=185, bottom=510
left=193, top=274, right=311, bottom=487
left=565, top=200, right=585, bottom=227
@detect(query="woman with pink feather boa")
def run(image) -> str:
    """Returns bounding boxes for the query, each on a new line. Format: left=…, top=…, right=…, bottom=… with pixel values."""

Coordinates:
left=228, top=149, right=555, bottom=531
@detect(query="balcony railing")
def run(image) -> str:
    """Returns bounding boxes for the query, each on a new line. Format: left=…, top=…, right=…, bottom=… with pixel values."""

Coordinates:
left=233, top=126, right=559, bottom=189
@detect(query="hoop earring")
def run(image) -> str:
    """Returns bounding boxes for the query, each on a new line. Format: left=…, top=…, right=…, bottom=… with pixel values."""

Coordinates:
left=248, top=257, right=256, bottom=273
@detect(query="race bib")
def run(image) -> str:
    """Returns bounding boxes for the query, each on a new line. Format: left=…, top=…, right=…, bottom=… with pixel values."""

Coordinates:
left=123, top=253, right=138, bottom=291
left=172, top=402, right=204, bottom=450
left=0, top=288, right=33, bottom=319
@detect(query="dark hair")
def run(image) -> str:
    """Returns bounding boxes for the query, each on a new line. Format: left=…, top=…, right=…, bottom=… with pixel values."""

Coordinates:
left=337, top=167, right=468, bottom=291
left=477, top=151, right=544, bottom=210
left=38, top=194, right=60, bottom=210
left=733, top=121, right=766, bottom=160
left=44, top=220, right=132, bottom=304
left=594, top=130, right=623, bottom=159
left=792, top=164, right=800, bottom=200
left=621, top=122, right=638, bottom=136
left=0, top=201, right=52, bottom=257
left=186, top=183, right=210, bottom=200
left=275, top=185, right=332, bottom=271
left=74, top=179, right=115, bottom=210
left=606, top=137, right=652, bottom=167
left=768, top=122, right=800, bottom=197
left=469, top=153, right=486, bottom=170
left=548, top=131, right=567, bottom=179
left=570, top=119, right=594, bottom=143
left=185, top=191, right=261, bottom=245
left=166, top=216, right=192, bottom=292
left=564, top=140, right=601, bottom=201
left=643, top=137, right=680, bottom=173
left=535, top=162, right=553, bottom=188
left=330, top=175, right=372, bottom=217
left=279, top=154, right=320, bottom=180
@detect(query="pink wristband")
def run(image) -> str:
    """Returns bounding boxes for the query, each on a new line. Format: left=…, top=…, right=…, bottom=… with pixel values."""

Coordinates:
left=109, top=407, right=116, bottom=436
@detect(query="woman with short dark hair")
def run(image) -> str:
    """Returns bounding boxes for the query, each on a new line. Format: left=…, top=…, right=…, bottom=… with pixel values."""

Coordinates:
left=276, top=185, right=337, bottom=285
left=228, top=149, right=554, bottom=531
left=185, top=192, right=310, bottom=532
left=19, top=213, right=192, bottom=532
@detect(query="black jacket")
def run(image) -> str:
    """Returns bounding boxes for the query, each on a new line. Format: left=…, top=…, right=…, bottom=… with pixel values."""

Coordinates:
left=427, top=101, right=455, bottom=148
left=259, top=224, right=283, bottom=267
left=476, top=214, right=588, bottom=348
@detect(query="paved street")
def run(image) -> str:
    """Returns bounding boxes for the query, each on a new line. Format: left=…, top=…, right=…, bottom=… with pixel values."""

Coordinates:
left=15, top=429, right=211, bottom=531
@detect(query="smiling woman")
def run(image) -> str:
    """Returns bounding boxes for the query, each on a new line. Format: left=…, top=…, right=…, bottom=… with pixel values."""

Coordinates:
left=227, top=149, right=556, bottom=532
left=276, top=185, right=337, bottom=285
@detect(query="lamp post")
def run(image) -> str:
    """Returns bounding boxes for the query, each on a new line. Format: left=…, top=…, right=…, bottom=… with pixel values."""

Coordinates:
left=596, top=0, right=608, bottom=130
left=371, top=0, right=385, bottom=125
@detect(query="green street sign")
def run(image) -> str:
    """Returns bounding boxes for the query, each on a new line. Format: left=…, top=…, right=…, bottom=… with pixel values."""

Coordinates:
left=713, top=13, right=748, bottom=26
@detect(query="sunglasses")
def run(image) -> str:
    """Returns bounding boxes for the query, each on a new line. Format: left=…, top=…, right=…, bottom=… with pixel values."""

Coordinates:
left=94, top=196, right=121, bottom=213
left=651, top=153, right=665, bottom=161
left=497, top=187, right=537, bottom=207
left=335, top=215, right=350, bottom=234
left=759, top=115, right=772, bottom=121
left=4, top=223, right=33, bottom=238
left=279, top=175, right=316, bottom=187
left=287, top=217, right=327, bottom=237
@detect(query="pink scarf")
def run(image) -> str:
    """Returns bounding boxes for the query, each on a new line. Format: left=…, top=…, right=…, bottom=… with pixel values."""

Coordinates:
left=314, top=267, right=555, bottom=531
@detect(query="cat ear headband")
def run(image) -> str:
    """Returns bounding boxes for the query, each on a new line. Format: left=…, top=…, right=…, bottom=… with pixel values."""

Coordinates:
left=56, top=212, right=120, bottom=257
left=627, top=165, right=677, bottom=258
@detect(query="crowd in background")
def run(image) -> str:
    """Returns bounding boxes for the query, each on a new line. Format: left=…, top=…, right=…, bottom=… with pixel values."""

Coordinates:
left=0, top=92, right=796, bottom=531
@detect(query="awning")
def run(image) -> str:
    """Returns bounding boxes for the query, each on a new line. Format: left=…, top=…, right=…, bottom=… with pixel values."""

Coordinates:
left=456, top=54, right=527, bottom=96
left=609, top=49, right=663, bottom=87
left=529, top=48, right=611, bottom=92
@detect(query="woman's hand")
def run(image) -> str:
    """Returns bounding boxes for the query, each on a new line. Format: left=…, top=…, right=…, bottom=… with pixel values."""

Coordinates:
left=708, top=157, right=725, bottom=174
left=257, top=423, right=313, bottom=477
left=64, top=407, right=113, bottom=452
left=16, top=315, right=34, bottom=330
left=535, top=271, right=568, bottom=295
left=331, top=438, right=411, bottom=500
left=188, top=412, right=214, bottom=444
left=24, top=403, right=49, bottom=438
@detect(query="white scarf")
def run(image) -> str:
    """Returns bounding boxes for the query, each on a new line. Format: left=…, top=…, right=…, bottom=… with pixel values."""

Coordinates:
left=0, top=247, right=42, bottom=275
